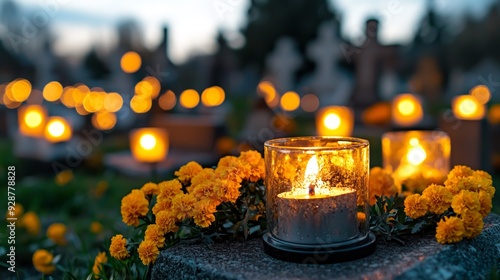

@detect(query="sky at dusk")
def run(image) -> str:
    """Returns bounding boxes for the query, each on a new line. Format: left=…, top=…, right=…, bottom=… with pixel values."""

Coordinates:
left=5, top=0, right=498, bottom=64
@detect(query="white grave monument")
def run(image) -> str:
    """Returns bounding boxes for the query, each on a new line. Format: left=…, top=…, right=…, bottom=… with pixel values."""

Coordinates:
left=265, top=37, right=302, bottom=93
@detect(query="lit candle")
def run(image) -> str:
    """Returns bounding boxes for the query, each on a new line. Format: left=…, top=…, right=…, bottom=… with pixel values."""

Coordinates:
left=452, top=95, right=485, bottom=120
left=18, top=105, right=47, bottom=137
left=383, top=131, right=450, bottom=191
left=316, top=106, right=354, bottom=136
left=276, top=156, right=358, bottom=244
left=44, top=116, right=72, bottom=143
left=129, top=128, right=169, bottom=163
left=391, top=94, right=423, bottom=127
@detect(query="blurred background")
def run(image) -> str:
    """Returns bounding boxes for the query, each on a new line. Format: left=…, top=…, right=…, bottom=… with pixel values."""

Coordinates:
left=1, top=0, right=500, bottom=275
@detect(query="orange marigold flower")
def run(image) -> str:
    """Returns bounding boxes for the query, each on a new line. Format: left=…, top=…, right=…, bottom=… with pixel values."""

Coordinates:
left=109, top=234, right=130, bottom=260
left=478, top=190, right=493, bottom=218
left=145, top=224, right=166, bottom=248
left=21, top=211, right=41, bottom=236
left=239, top=150, right=266, bottom=181
left=422, top=184, right=453, bottom=214
left=153, top=180, right=183, bottom=215
left=193, top=199, right=217, bottom=228
left=460, top=211, right=484, bottom=239
left=175, top=161, right=203, bottom=184
left=141, top=182, right=159, bottom=196
left=474, top=170, right=492, bottom=181
left=451, top=190, right=480, bottom=215
left=436, top=216, right=465, bottom=244
left=213, top=178, right=241, bottom=203
left=138, top=240, right=160, bottom=265
left=404, top=194, right=429, bottom=219
left=191, top=168, right=216, bottom=186
left=447, top=165, right=474, bottom=180
left=92, top=252, right=108, bottom=278
left=46, top=223, right=67, bottom=245
left=171, top=194, right=197, bottom=221
left=216, top=156, right=251, bottom=183
left=155, top=210, right=179, bottom=234
left=120, top=189, right=149, bottom=226
left=32, top=249, right=55, bottom=275
left=368, top=167, right=399, bottom=205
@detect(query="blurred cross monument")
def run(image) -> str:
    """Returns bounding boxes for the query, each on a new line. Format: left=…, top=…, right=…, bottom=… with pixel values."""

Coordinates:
left=265, top=37, right=302, bottom=92
left=307, top=21, right=351, bottom=105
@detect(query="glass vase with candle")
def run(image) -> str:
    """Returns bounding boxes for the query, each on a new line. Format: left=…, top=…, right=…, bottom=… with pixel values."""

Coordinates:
left=263, top=136, right=376, bottom=263
left=382, top=130, right=450, bottom=193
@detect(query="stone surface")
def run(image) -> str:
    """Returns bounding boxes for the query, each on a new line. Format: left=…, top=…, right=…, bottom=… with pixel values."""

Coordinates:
left=151, top=214, right=500, bottom=280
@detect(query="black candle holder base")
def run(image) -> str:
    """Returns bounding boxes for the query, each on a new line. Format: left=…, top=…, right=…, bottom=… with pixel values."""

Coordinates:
left=263, top=232, right=376, bottom=264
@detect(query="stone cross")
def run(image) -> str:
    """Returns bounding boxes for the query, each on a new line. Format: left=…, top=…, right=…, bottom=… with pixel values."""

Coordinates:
left=265, top=37, right=302, bottom=93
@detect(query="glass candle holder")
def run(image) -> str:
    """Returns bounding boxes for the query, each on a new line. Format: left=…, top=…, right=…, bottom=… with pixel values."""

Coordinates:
left=382, top=130, right=450, bottom=193
left=263, top=136, right=376, bottom=263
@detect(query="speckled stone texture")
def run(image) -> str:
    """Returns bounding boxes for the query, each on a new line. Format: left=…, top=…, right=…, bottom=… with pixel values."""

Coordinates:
left=151, top=214, right=500, bottom=280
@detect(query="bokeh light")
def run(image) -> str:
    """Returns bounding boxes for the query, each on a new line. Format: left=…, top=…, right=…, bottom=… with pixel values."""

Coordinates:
left=280, top=91, right=300, bottom=111
left=257, top=81, right=279, bottom=108
left=130, top=95, right=152, bottom=113
left=300, top=94, right=320, bottom=112
left=18, top=105, right=47, bottom=137
left=391, top=94, right=424, bottom=126
left=43, top=81, right=63, bottom=102
left=104, top=92, right=124, bottom=112
left=92, top=111, right=117, bottom=130
left=452, top=95, right=485, bottom=120
left=469, top=85, right=491, bottom=105
left=11, top=79, right=32, bottom=102
left=143, top=76, right=161, bottom=99
left=179, top=89, right=200, bottom=109
left=44, top=116, right=72, bottom=143
left=159, top=90, right=177, bottom=110
left=201, top=86, right=225, bottom=107
left=120, top=51, right=142, bottom=73
left=83, top=91, right=105, bottom=113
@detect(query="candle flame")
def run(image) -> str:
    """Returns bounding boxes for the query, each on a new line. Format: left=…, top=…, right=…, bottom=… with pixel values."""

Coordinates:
left=304, top=156, right=319, bottom=192
left=140, top=134, right=157, bottom=150
left=407, top=143, right=426, bottom=166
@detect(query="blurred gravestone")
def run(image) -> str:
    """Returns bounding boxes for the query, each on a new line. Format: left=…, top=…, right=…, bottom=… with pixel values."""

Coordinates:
left=307, top=21, right=351, bottom=105
left=265, top=37, right=302, bottom=92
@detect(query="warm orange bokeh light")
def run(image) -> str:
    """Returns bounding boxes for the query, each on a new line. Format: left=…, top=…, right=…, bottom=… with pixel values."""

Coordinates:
left=316, top=106, right=354, bottom=136
left=179, top=89, right=200, bottom=109
left=61, top=87, right=77, bottom=108
left=300, top=94, right=320, bottom=112
left=82, top=92, right=105, bottom=113
left=130, top=95, right=152, bottom=113
left=18, top=105, right=47, bottom=137
left=92, top=111, right=117, bottom=131
left=158, top=90, right=177, bottom=110
left=129, top=128, right=169, bottom=163
left=257, top=81, right=279, bottom=108
left=44, top=116, right=72, bottom=143
left=120, top=51, right=142, bottom=73
left=469, top=85, right=491, bottom=105
left=452, top=95, right=485, bottom=120
left=201, top=86, right=225, bottom=107
left=104, top=92, right=123, bottom=112
left=392, top=94, right=424, bottom=127
left=280, top=91, right=300, bottom=111
left=43, top=81, right=63, bottom=102
left=488, top=104, right=500, bottom=125
left=143, top=76, right=161, bottom=99
left=11, top=79, right=32, bottom=102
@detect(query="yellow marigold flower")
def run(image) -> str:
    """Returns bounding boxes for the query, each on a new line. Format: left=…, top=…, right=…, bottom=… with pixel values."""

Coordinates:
left=21, top=211, right=41, bottom=236
left=239, top=150, right=266, bottom=181
left=447, top=165, right=474, bottom=180
left=175, top=161, right=203, bottom=184
left=153, top=180, right=183, bottom=215
left=171, top=194, right=197, bottom=221
left=451, top=190, right=480, bottom=215
left=120, top=189, right=149, bottom=226
left=213, top=178, right=241, bottom=203
left=422, top=184, right=453, bottom=214
left=90, top=221, right=103, bottom=234
left=155, top=210, right=179, bottom=234
left=141, top=182, right=159, bottom=196
left=6, top=203, right=23, bottom=219
left=47, top=223, right=67, bottom=245
left=404, top=194, right=429, bottom=219
left=138, top=240, right=160, bottom=265
left=216, top=156, right=251, bottom=183
left=145, top=224, right=166, bottom=248
left=109, top=234, right=130, bottom=260
left=92, top=252, right=108, bottom=278
left=478, top=190, right=492, bottom=218
left=368, top=167, right=399, bottom=205
left=32, top=249, right=55, bottom=275
left=193, top=199, right=217, bottom=228
left=436, top=216, right=465, bottom=244
left=460, top=211, right=484, bottom=239
left=474, top=170, right=492, bottom=181
left=191, top=168, right=216, bottom=186
left=190, top=179, right=220, bottom=202
left=480, top=185, right=496, bottom=198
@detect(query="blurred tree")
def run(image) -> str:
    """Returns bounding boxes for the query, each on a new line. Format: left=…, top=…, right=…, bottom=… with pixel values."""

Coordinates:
left=239, top=0, right=339, bottom=77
